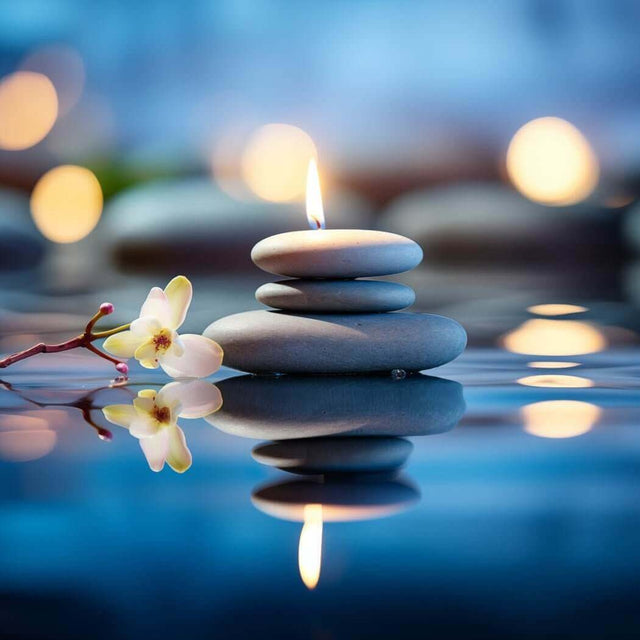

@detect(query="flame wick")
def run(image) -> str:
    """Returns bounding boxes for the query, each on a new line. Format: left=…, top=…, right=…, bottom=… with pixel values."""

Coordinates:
left=306, top=158, right=325, bottom=230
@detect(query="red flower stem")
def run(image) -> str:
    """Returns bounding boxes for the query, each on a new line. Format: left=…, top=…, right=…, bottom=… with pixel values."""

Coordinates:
left=0, top=335, right=85, bottom=368
left=0, top=307, right=131, bottom=370
left=83, top=342, right=124, bottom=366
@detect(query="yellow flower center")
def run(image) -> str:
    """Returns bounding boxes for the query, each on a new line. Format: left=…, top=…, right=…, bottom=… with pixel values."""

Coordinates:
left=153, top=329, right=172, bottom=353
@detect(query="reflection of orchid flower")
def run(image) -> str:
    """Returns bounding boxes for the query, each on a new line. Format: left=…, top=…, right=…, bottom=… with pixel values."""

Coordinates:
left=103, top=276, right=223, bottom=378
left=102, top=380, right=222, bottom=473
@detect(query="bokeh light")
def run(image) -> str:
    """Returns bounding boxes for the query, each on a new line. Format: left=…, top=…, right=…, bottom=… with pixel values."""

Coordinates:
left=502, top=319, right=607, bottom=356
left=522, top=400, right=601, bottom=439
left=517, top=374, right=593, bottom=388
left=0, top=414, right=56, bottom=462
left=20, top=44, right=85, bottom=116
left=527, top=303, right=587, bottom=316
left=241, top=123, right=317, bottom=202
left=30, top=165, right=103, bottom=243
left=0, top=71, right=58, bottom=150
left=527, top=361, right=580, bottom=369
left=506, top=117, right=599, bottom=206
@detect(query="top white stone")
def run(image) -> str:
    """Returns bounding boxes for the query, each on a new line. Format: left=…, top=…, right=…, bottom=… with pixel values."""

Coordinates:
left=251, top=229, right=423, bottom=278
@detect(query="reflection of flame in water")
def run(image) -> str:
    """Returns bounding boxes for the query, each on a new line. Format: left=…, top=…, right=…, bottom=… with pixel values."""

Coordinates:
left=528, top=361, right=579, bottom=369
left=299, top=504, right=323, bottom=590
left=0, top=71, right=58, bottom=150
left=306, top=158, right=325, bottom=230
left=517, top=374, right=593, bottom=388
left=502, top=319, right=606, bottom=356
left=523, top=400, right=601, bottom=439
left=506, top=117, right=599, bottom=206
left=241, top=123, right=317, bottom=202
left=527, top=304, right=587, bottom=316
left=30, top=165, right=103, bottom=243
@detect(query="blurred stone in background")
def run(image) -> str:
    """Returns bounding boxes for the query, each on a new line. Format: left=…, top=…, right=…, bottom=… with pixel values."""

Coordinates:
left=103, top=178, right=372, bottom=272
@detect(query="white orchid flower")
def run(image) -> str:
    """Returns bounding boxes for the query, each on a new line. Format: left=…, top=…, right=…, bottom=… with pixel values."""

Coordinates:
left=103, top=276, right=223, bottom=378
left=103, top=380, right=222, bottom=473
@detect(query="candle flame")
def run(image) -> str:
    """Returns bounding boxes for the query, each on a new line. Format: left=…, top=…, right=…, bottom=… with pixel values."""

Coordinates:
left=298, top=503, right=323, bottom=589
left=306, top=158, right=325, bottom=230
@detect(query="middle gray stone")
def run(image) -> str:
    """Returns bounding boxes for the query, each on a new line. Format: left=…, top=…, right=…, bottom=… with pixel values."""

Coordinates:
left=255, top=279, right=415, bottom=313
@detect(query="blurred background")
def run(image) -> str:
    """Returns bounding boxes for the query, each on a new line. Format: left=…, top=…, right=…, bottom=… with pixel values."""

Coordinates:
left=2, top=4, right=640, bottom=638
left=2, top=0, right=640, bottom=348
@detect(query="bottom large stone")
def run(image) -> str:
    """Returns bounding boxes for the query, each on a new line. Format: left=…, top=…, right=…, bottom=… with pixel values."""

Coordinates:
left=204, top=310, right=466, bottom=374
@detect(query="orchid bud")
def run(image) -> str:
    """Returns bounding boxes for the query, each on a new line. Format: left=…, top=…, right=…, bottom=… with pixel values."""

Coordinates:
left=97, top=428, right=113, bottom=441
left=100, top=302, right=114, bottom=315
left=115, top=362, right=129, bottom=374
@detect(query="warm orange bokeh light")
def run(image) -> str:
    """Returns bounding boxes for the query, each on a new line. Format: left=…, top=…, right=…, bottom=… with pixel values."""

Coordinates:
left=0, top=414, right=56, bottom=462
left=241, top=123, right=317, bottom=202
left=527, top=361, right=580, bottom=369
left=527, top=304, right=588, bottom=316
left=0, top=71, right=58, bottom=150
left=30, top=165, right=103, bottom=243
left=517, top=374, right=593, bottom=388
left=522, top=400, right=601, bottom=439
left=506, top=117, right=599, bottom=206
left=502, top=319, right=606, bottom=356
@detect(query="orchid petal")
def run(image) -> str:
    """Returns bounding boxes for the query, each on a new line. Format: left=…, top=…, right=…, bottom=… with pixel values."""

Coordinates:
left=103, top=331, right=145, bottom=358
left=157, top=380, right=223, bottom=419
left=139, top=359, right=160, bottom=369
left=102, top=404, right=138, bottom=428
left=159, top=334, right=223, bottom=379
left=137, top=389, right=157, bottom=400
left=164, top=276, right=192, bottom=330
left=166, top=423, right=192, bottom=473
left=130, top=415, right=162, bottom=439
left=135, top=339, right=157, bottom=362
left=131, top=316, right=162, bottom=337
left=170, top=333, right=185, bottom=357
left=139, top=430, right=169, bottom=472
left=139, top=287, right=171, bottom=326
left=133, top=396, right=155, bottom=415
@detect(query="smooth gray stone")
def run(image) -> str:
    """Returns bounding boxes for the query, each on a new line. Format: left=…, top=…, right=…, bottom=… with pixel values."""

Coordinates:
left=252, top=437, right=413, bottom=475
left=255, top=279, right=415, bottom=313
left=103, top=178, right=372, bottom=272
left=252, top=477, right=420, bottom=522
left=251, top=229, right=423, bottom=278
left=380, top=182, right=616, bottom=266
left=205, top=374, right=465, bottom=439
left=204, top=310, right=466, bottom=374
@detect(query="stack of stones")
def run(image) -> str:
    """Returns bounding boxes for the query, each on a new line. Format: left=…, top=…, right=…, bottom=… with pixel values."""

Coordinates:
left=204, top=230, right=466, bottom=374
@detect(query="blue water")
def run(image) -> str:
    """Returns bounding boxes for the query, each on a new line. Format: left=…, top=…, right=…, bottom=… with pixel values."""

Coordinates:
left=1, top=310, right=639, bottom=638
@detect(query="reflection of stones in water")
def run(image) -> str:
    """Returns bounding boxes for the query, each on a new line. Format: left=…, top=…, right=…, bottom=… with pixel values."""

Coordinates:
left=252, top=436, right=413, bottom=475
left=230, top=374, right=456, bottom=590
left=206, top=373, right=465, bottom=439
left=252, top=476, right=421, bottom=522
left=252, top=475, right=421, bottom=590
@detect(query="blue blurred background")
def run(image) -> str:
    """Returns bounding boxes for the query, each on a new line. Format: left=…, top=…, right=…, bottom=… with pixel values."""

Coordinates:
left=1, top=0, right=640, bottom=339
left=1, top=4, right=640, bottom=638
